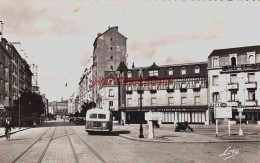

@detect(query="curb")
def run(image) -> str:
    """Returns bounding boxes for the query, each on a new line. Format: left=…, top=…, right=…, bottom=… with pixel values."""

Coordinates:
left=118, top=134, right=260, bottom=143
left=0, top=128, right=30, bottom=138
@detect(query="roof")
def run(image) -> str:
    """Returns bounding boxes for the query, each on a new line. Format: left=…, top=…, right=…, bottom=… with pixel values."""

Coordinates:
left=93, top=26, right=127, bottom=46
left=209, top=45, right=260, bottom=58
left=116, top=61, right=128, bottom=72
left=148, top=62, right=159, bottom=70
left=127, top=61, right=208, bottom=79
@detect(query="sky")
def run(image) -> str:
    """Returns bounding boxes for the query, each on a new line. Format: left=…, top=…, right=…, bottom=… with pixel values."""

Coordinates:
left=0, top=0, right=260, bottom=101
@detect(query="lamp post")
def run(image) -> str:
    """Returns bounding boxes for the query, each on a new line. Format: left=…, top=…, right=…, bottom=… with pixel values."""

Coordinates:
left=18, top=94, right=21, bottom=129
left=138, top=75, right=144, bottom=138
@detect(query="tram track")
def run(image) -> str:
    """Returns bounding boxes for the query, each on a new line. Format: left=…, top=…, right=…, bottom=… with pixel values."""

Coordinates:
left=12, top=127, right=53, bottom=163
left=67, top=126, right=106, bottom=163
left=64, top=126, right=80, bottom=163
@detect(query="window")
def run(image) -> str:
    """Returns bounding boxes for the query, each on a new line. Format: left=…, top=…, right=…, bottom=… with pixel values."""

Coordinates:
left=109, top=89, right=114, bottom=97
left=181, top=97, right=187, bottom=105
left=168, top=68, right=173, bottom=75
left=230, top=91, right=237, bottom=101
left=128, top=71, right=132, bottom=78
left=127, top=98, right=132, bottom=106
left=213, top=92, right=220, bottom=102
left=212, top=75, right=218, bottom=86
left=212, top=58, right=219, bottom=67
left=98, top=114, right=106, bottom=119
left=195, top=96, right=200, bottom=105
left=248, top=91, right=255, bottom=101
left=138, top=69, right=143, bottom=77
left=181, top=67, right=186, bottom=75
left=111, top=65, right=113, bottom=70
left=168, top=97, right=174, bottom=105
left=90, top=114, right=97, bottom=119
left=149, top=70, right=158, bottom=77
left=110, top=47, right=113, bottom=50
left=194, top=66, right=200, bottom=73
left=248, top=55, right=255, bottom=64
left=151, top=98, right=156, bottom=106
left=231, top=57, right=236, bottom=67
left=248, top=73, right=255, bottom=83
left=110, top=38, right=112, bottom=41
left=111, top=56, right=113, bottom=60
left=138, top=98, right=144, bottom=106
left=230, top=74, right=237, bottom=84
left=109, top=101, right=113, bottom=106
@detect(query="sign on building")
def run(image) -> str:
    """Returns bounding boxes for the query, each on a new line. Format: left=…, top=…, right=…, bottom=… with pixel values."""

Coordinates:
left=215, top=107, right=232, bottom=119
left=145, top=112, right=162, bottom=121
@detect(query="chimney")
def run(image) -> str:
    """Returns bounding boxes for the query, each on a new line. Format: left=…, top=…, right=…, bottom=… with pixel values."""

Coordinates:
left=114, top=26, right=118, bottom=31
left=97, top=33, right=101, bottom=37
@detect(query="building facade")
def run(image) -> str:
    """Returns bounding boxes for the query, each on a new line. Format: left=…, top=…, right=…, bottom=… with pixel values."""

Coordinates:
left=0, top=38, right=33, bottom=126
left=208, top=45, right=260, bottom=124
left=55, top=100, right=68, bottom=116
left=92, top=26, right=127, bottom=105
left=117, top=61, right=208, bottom=124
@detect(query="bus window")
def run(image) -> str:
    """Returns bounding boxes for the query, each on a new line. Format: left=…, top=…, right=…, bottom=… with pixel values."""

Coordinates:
left=98, top=114, right=106, bottom=119
left=90, top=114, right=97, bottom=118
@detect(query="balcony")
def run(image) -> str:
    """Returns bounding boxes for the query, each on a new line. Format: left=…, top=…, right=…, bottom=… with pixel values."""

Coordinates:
left=245, top=100, right=257, bottom=106
left=109, top=106, right=116, bottom=111
left=166, top=88, right=174, bottom=93
left=227, top=83, right=238, bottom=90
left=126, top=90, right=132, bottom=94
left=227, top=101, right=239, bottom=107
left=245, top=82, right=257, bottom=90
left=150, top=89, right=157, bottom=94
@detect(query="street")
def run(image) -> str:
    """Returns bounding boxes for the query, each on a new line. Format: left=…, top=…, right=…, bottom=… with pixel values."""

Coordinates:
left=0, top=119, right=259, bottom=163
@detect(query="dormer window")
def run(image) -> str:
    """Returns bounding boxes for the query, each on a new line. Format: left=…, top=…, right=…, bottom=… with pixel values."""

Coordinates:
left=248, top=55, right=255, bottom=64
left=149, top=70, right=158, bottom=77
left=127, top=71, right=132, bottom=78
left=138, top=69, right=143, bottom=77
left=231, top=57, right=236, bottom=67
left=194, top=66, right=200, bottom=73
left=168, top=68, right=173, bottom=75
left=181, top=67, right=186, bottom=75
left=212, top=57, right=219, bottom=67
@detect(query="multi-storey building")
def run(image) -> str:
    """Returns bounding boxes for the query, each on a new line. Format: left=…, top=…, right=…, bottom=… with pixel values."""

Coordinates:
left=117, top=61, right=208, bottom=124
left=208, top=45, right=260, bottom=124
left=68, top=92, right=79, bottom=114
left=0, top=38, right=33, bottom=126
left=55, top=100, right=68, bottom=116
left=92, top=26, right=127, bottom=105
left=78, top=58, right=93, bottom=111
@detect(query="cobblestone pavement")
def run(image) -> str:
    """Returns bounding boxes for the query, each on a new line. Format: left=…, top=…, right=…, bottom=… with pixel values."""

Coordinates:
left=0, top=119, right=259, bottom=163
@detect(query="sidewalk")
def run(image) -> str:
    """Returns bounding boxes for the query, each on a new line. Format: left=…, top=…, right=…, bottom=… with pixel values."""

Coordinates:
left=113, top=124, right=260, bottom=143
left=0, top=127, right=30, bottom=138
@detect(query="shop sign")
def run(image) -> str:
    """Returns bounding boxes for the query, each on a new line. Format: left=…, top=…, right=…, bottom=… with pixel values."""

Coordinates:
left=145, top=112, right=162, bottom=121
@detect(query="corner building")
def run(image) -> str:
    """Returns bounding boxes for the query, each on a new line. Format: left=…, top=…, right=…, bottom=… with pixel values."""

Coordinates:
left=117, top=62, right=208, bottom=124
left=92, top=26, right=127, bottom=105
left=208, top=45, right=260, bottom=124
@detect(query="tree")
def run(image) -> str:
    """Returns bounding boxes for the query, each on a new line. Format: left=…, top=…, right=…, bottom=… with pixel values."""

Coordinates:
left=79, top=101, right=96, bottom=117
left=16, top=92, right=45, bottom=125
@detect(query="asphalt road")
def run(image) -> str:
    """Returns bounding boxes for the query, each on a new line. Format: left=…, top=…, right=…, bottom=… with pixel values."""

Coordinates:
left=0, top=119, right=259, bottom=163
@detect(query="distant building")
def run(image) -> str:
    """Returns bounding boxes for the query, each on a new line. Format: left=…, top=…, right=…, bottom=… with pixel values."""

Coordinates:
left=55, top=100, right=68, bottom=116
left=208, top=45, right=260, bottom=124
left=117, top=61, right=208, bottom=124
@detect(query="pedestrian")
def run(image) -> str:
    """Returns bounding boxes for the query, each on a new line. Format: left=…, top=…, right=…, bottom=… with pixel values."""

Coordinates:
left=5, top=118, right=14, bottom=137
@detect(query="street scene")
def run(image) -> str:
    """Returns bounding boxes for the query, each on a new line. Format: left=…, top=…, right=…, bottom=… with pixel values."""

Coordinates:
left=1, top=0, right=260, bottom=163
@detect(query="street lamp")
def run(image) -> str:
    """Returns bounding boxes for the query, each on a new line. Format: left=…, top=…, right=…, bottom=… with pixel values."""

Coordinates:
left=137, top=75, right=144, bottom=138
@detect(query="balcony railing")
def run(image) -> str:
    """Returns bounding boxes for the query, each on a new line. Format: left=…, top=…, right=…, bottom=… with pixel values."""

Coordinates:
left=227, top=83, right=239, bottom=90
left=245, top=82, right=257, bottom=90
left=245, top=100, right=257, bottom=106
left=126, top=90, right=133, bottom=94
